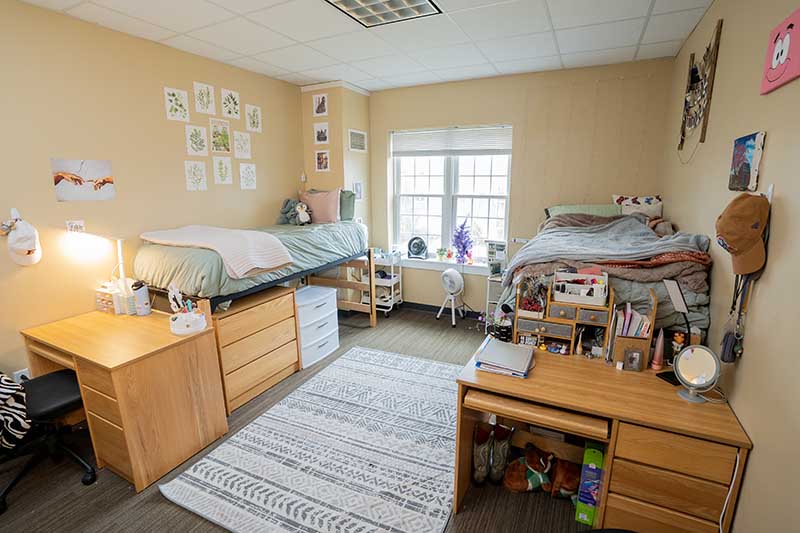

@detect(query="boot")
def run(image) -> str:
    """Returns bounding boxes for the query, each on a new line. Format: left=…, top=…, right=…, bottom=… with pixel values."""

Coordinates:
left=489, top=424, right=513, bottom=484
left=472, top=422, right=493, bottom=485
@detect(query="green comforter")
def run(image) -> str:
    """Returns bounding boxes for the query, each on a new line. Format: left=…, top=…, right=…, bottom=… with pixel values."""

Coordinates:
left=133, top=222, right=368, bottom=299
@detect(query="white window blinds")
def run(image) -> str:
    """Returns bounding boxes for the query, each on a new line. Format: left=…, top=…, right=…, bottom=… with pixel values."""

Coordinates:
left=391, top=126, right=512, bottom=157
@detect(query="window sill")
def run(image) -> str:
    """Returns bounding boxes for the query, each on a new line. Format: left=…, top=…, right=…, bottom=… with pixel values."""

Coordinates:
left=400, top=256, right=490, bottom=276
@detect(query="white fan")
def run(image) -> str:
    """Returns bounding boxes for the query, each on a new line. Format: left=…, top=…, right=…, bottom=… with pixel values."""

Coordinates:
left=437, top=268, right=465, bottom=327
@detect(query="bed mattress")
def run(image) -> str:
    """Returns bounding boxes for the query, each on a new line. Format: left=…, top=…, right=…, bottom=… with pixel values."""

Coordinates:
left=133, top=221, right=368, bottom=299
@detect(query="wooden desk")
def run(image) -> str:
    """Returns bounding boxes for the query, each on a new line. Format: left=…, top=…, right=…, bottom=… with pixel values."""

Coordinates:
left=21, top=311, right=228, bottom=492
left=455, top=351, right=751, bottom=532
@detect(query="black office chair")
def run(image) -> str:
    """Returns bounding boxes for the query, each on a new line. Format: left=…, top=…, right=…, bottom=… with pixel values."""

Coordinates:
left=0, top=369, right=96, bottom=514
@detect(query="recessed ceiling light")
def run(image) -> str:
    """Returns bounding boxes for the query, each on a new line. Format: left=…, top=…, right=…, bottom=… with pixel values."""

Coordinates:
left=326, top=0, right=441, bottom=28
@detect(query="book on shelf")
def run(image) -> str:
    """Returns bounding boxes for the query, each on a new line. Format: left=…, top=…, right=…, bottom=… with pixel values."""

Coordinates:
left=615, top=304, right=651, bottom=339
left=475, top=336, right=535, bottom=378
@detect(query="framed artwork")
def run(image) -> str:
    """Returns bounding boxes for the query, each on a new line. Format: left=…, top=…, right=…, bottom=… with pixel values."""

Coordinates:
left=184, top=160, right=207, bottom=192
left=240, top=163, right=257, bottom=190
left=185, top=125, right=208, bottom=156
left=164, top=87, right=190, bottom=122
left=245, top=104, right=262, bottom=133
left=213, top=156, right=233, bottom=185
left=729, top=131, right=766, bottom=191
left=623, top=348, right=644, bottom=371
left=313, top=93, right=328, bottom=117
left=193, top=82, right=215, bottom=115
left=314, top=122, right=329, bottom=144
left=234, top=131, right=251, bottom=159
left=315, top=150, right=330, bottom=172
left=221, top=88, right=240, bottom=119
left=761, top=8, right=799, bottom=94
left=353, top=181, right=363, bottom=200
left=348, top=129, right=367, bottom=152
left=678, top=19, right=723, bottom=150
left=210, top=118, right=231, bottom=153
left=51, top=158, right=115, bottom=202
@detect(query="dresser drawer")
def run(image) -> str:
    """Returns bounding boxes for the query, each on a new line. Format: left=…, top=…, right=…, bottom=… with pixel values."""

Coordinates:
left=75, top=359, right=115, bottom=398
left=610, top=459, right=727, bottom=521
left=299, top=309, right=338, bottom=349
left=517, top=319, right=572, bottom=339
left=300, top=329, right=339, bottom=368
left=220, top=317, right=296, bottom=374
left=296, top=287, right=337, bottom=327
left=87, top=412, right=132, bottom=481
left=549, top=304, right=576, bottom=320
left=82, top=385, right=122, bottom=427
left=604, top=493, right=717, bottom=533
left=225, top=341, right=298, bottom=399
left=217, top=293, right=294, bottom=347
left=578, top=309, right=608, bottom=324
left=487, top=280, right=503, bottom=302
left=615, top=423, right=737, bottom=484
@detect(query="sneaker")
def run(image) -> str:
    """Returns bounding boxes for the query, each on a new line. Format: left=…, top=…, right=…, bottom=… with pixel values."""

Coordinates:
left=472, top=422, right=494, bottom=485
left=489, top=424, right=513, bottom=484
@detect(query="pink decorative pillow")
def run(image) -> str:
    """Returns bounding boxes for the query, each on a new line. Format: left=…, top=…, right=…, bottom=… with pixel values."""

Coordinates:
left=300, top=189, right=340, bottom=223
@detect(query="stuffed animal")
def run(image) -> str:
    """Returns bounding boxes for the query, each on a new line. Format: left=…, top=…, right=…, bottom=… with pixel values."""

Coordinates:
left=549, top=457, right=581, bottom=498
left=277, top=198, right=312, bottom=225
left=502, top=443, right=553, bottom=493
left=295, top=202, right=311, bottom=225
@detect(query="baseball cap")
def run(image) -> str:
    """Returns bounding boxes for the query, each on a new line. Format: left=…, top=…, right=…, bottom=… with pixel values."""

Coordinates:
left=8, top=220, right=42, bottom=266
left=715, top=193, right=770, bottom=275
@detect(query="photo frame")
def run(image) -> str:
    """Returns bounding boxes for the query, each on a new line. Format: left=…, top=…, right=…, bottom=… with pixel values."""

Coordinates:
left=623, top=348, right=644, bottom=371
left=314, top=122, right=329, bottom=144
left=315, top=150, right=330, bottom=172
left=313, top=93, right=328, bottom=117
left=348, top=129, right=367, bottom=152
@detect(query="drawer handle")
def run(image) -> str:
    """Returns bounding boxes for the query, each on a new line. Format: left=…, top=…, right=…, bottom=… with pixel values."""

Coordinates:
left=317, top=340, right=329, bottom=349
left=589, top=314, right=597, bottom=321
left=316, top=321, right=328, bottom=329
left=540, top=327, right=547, bottom=333
left=314, top=301, right=328, bottom=309
left=559, top=310, right=566, bottom=317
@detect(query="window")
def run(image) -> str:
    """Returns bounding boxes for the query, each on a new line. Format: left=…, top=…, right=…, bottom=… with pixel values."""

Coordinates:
left=392, top=126, right=512, bottom=261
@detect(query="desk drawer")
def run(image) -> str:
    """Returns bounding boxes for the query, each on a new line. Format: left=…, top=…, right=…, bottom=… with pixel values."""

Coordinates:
left=548, top=304, right=576, bottom=320
left=82, top=385, right=122, bottom=427
left=604, top=493, right=717, bottom=533
left=615, top=423, right=736, bottom=484
left=220, top=317, right=296, bottom=374
left=225, top=341, right=298, bottom=400
left=578, top=309, right=608, bottom=324
left=610, top=459, right=727, bottom=521
left=87, top=412, right=132, bottom=481
left=517, top=319, right=572, bottom=339
left=218, top=293, right=295, bottom=347
left=75, top=360, right=115, bottom=398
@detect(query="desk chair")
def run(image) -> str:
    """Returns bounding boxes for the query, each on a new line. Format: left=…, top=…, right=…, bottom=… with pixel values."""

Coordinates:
left=0, top=369, right=96, bottom=514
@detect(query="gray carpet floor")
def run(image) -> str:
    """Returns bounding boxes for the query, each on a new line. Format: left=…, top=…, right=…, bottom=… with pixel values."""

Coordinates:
left=0, top=308, right=585, bottom=533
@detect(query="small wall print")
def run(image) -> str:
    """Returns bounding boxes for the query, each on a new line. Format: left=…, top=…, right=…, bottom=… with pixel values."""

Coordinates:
left=52, top=158, right=116, bottom=202
left=185, top=125, right=208, bottom=156
left=221, top=88, right=240, bottom=119
left=313, top=93, right=328, bottom=117
left=194, top=82, right=215, bottom=115
left=184, top=160, right=207, bottom=192
left=314, top=122, right=329, bottom=144
left=240, top=163, right=257, bottom=190
left=315, top=150, right=330, bottom=172
left=761, top=8, right=799, bottom=94
left=164, top=87, right=190, bottom=122
left=245, top=104, right=262, bottom=133
left=353, top=181, right=363, bottom=200
left=348, top=129, right=367, bottom=152
left=234, top=131, right=251, bottom=159
left=210, top=118, right=231, bottom=153
left=213, top=156, right=233, bottom=185
left=729, top=131, right=766, bottom=191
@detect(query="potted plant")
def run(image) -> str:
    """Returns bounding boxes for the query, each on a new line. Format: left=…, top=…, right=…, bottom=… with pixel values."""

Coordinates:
left=453, top=219, right=473, bottom=264
left=436, top=247, right=447, bottom=261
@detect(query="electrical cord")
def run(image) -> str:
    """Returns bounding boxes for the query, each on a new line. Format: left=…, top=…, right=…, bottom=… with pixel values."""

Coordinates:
left=700, top=386, right=728, bottom=404
left=719, top=451, right=740, bottom=532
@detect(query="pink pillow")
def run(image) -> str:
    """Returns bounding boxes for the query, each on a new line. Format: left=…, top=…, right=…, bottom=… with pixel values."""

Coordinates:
left=300, top=189, right=340, bottom=223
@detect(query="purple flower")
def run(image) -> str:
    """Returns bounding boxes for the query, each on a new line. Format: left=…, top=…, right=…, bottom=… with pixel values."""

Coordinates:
left=453, top=219, right=473, bottom=264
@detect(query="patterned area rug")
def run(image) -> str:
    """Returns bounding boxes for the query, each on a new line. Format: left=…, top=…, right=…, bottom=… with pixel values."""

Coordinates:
left=160, top=347, right=459, bottom=533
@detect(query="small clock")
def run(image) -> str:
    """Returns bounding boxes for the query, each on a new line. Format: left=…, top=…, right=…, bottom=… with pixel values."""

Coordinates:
left=407, top=236, right=428, bottom=259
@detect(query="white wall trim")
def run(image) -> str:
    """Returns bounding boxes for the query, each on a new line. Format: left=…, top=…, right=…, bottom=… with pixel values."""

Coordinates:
left=301, top=81, right=371, bottom=96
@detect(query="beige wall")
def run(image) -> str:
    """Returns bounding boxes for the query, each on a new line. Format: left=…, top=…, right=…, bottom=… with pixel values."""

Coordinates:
left=660, top=0, right=799, bottom=530
left=0, top=0, right=303, bottom=372
left=302, top=87, right=345, bottom=190
left=369, top=60, right=672, bottom=308
left=341, top=88, right=371, bottom=225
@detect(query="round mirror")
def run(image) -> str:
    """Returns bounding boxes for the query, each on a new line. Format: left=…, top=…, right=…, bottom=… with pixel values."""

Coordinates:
left=673, top=345, right=721, bottom=403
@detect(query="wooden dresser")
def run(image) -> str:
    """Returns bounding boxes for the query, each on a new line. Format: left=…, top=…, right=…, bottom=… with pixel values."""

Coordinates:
left=212, top=287, right=301, bottom=414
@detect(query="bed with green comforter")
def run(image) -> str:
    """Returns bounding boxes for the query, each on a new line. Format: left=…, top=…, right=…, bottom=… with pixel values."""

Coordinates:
left=133, top=222, right=368, bottom=303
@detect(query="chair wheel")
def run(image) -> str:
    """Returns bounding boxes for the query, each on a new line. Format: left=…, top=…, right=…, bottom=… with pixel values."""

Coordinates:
left=384, top=311, right=390, bottom=317
left=435, top=316, right=440, bottom=320
left=82, top=471, right=97, bottom=485
left=452, top=324, right=457, bottom=328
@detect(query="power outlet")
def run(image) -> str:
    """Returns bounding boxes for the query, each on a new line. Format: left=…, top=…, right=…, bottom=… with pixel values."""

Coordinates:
left=12, top=368, right=29, bottom=383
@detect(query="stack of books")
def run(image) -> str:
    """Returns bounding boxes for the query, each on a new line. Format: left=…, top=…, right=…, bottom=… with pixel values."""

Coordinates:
left=475, top=336, right=535, bottom=378
left=616, top=302, right=651, bottom=338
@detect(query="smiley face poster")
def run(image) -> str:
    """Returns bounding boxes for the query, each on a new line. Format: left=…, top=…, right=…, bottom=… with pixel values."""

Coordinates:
left=761, top=8, right=799, bottom=94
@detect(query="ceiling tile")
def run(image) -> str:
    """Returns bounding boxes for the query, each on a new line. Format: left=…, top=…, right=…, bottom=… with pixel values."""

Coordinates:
left=277, top=72, right=317, bottom=85
left=547, top=0, right=650, bottom=29
left=227, top=57, right=290, bottom=76
left=652, top=0, right=711, bottom=15
left=255, top=44, right=338, bottom=71
left=636, top=39, right=682, bottom=59
left=435, top=0, right=507, bottom=12
left=188, top=17, right=293, bottom=55
left=212, top=0, right=288, bottom=14
left=382, top=70, right=443, bottom=87
left=434, top=63, right=498, bottom=81
left=642, top=8, right=706, bottom=43
left=476, top=32, right=556, bottom=62
left=410, top=43, right=486, bottom=69
left=449, top=0, right=550, bottom=40
left=92, top=0, right=234, bottom=33
left=556, top=18, right=645, bottom=54
left=21, top=0, right=82, bottom=10
left=161, top=34, right=240, bottom=61
left=350, top=54, right=426, bottom=77
left=494, top=55, right=562, bottom=74
left=562, top=46, right=637, bottom=68
left=370, top=14, right=470, bottom=52
left=247, top=0, right=360, bottom=42
left=67, top=3, right=176, bottom=41
left=300, top=63, right=372, bottom=83
left=307, top=30, right=396, bottom=62
left=353, top=78, right=392, bottom=91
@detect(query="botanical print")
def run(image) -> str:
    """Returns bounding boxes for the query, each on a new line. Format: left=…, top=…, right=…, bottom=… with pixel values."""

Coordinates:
left=314, top=122, right=328, bottom=144
left=313, top=93, right=327, bottom=117
left=194, top=82, right=216, bottom=115
left=234, top=131, right=251, bottom=159
left=164, top=87, right=190, bottom=122
left=315, top=150, right=330, bottom=172
left=184, top=160, right=207, bottom=191
left=240, top=163, right=257, bottom=190
left=213, top=156, right=233, bottom=185
left=245, top=104, right=262, bottom=133
left=185, top=125, right=208, bottom=156
left=221, top=88, right=240, bottom=119
left=51, top=158, right=115, bottom=202
left=348, top=129, right=367, bottom=152
left=210, top=118, right=231, bottom=153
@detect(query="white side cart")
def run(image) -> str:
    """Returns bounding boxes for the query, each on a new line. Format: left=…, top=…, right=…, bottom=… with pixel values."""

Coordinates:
left=361, top=250, right=403, bottom=317
left=485, top=274, right=504, bottom=333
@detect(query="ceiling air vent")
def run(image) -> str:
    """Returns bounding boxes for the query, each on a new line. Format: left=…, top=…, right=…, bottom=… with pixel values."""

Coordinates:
left=326, top=0, right=441, bottom=28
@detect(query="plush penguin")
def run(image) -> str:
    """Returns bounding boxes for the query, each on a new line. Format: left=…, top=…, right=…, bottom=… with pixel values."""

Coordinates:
left=295, top=202, right=311, bottom=225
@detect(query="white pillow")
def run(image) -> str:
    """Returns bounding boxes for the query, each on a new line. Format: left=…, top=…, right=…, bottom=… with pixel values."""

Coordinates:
left=613, top=195, right=663, bottom=218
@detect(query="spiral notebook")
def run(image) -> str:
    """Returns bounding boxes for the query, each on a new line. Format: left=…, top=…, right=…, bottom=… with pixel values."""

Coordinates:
left=475, top=336, right=535, bottom=378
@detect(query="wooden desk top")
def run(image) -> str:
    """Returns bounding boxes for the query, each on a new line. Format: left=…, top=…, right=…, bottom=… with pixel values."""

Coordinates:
left=21, top=311, right=211, bottom=371
left=458, top=351, right=751, bottom=448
